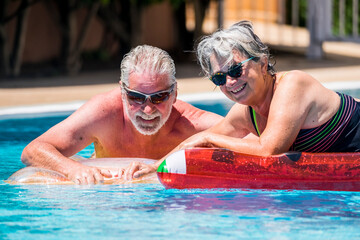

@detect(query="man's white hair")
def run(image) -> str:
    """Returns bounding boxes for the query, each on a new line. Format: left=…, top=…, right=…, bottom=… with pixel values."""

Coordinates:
left=120, top=45, right=176, bottom=86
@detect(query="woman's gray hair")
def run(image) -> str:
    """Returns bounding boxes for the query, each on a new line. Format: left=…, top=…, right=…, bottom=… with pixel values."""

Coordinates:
left=196, top=20, right=276, bottom=77
left=120, top=45, right=176, bottom=86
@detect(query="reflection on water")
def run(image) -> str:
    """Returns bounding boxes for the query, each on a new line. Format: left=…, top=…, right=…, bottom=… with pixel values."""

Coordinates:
left=1, top=181, right=360, bottom=239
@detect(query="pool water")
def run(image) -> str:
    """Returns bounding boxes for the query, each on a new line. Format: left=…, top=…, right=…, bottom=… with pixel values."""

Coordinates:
left=1, top=98, right=360, bottom=239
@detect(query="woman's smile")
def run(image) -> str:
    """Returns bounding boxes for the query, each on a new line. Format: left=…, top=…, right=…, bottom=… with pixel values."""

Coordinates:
left=230, top=82, right=247, bottom=94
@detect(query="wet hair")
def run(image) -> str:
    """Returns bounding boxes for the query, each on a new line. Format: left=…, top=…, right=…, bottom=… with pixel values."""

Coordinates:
left=120, top=45, right=176, bottom=85
left=196, top=20, right=276, bottom=77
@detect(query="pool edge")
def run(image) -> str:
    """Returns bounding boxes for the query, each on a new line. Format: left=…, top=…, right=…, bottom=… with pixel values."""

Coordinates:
left=1, top=81, right=359, bottom=120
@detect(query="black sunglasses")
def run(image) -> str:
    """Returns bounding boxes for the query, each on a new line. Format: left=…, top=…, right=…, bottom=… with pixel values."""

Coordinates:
left=122, top=83, right=175, bottom=105
left=210, top=57, right=254, bottom=86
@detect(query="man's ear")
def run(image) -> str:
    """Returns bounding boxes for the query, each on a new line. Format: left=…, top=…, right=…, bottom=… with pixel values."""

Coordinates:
left=174, top=85, right=178, bottom=103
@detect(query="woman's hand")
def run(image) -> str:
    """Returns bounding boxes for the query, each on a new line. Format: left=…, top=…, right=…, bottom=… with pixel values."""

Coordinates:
left=122, top=132, right=220, bottom=180
left=176, top=132, right=218, bottom=150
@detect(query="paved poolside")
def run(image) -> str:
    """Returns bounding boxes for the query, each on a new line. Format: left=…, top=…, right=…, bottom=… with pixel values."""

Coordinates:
left=1, top=43, right=360, bottom=108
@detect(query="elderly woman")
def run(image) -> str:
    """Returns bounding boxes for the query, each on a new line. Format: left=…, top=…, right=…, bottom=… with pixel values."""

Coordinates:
left=177, top=20, right=360, bottom=155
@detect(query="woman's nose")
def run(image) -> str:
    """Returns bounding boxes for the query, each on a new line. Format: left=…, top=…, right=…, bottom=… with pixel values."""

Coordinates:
left=226, top=75, right=238, bottom=86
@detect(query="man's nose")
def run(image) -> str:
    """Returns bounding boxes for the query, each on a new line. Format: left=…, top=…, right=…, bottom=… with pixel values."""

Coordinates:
left=142, top=100, right=156, bottom=114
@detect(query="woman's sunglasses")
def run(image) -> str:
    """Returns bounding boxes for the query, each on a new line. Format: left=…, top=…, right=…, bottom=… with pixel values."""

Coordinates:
left=122, top=83, right=175, bottom=105
left=210, top=57, right=254, bottom=86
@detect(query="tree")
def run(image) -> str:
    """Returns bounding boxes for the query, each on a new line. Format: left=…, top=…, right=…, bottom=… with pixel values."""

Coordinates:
left=96, top=0, right=211, bottom=59
left=0, top=0, right=214, bottom=78
left=193, top=0, right=211, bottom=41
left=96, top=0, right=131, bottom=57
left=0, top=0, right=40, bottom=78
left=45, top=0, right=101, bottom=75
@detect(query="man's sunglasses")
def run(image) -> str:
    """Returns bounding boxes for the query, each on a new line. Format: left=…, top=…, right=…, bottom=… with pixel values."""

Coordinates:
left=122, top=83, right=175, bottom=105
left=210, top=57, right=254, bottom=86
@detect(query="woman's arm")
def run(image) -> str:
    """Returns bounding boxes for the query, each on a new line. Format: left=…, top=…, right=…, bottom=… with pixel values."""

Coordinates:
left=178, top=71, right=334, bottom=156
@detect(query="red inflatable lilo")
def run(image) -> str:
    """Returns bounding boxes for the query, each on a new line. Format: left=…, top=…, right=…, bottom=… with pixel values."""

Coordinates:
left=157, top=148, right=360, bottom=191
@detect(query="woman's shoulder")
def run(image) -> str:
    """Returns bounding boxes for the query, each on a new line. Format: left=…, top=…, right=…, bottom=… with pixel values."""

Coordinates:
left=275, top=70, right=320, bottom=92
left=276, top=70, right=316, bottom=83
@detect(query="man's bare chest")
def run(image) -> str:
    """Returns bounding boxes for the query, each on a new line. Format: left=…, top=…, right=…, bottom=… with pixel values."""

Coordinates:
left=94, top=134, right=181, bottom=159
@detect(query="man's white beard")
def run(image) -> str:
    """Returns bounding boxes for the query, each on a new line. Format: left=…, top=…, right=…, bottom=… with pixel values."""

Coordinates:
left=123, top=98, right=172, bottom=136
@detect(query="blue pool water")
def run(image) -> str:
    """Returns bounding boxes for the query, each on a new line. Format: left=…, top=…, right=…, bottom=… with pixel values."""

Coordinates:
left=1, top=96, right=360, bottom=239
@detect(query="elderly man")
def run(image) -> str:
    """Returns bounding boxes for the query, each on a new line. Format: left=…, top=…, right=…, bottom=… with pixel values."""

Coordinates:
left=21, top=45, right=223, bottom=184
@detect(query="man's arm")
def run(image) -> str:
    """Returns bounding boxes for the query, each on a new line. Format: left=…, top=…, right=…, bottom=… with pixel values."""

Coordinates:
left=21, top=95, right=114, bottom=184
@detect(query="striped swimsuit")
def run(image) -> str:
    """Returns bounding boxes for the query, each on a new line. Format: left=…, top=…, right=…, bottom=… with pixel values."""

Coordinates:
left=249, top=92, right=360, bottom=152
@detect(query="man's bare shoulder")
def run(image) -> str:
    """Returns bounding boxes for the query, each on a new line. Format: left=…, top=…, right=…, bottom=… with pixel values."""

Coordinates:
left=67, top=88, right=125, bottom=129
left=173, top=99, right=223, bottom=130
left=65, top=88, right=125, bottom=137
left=85, top=88, right=123, bottom=115
left=173, top=99, right=216, bottom=117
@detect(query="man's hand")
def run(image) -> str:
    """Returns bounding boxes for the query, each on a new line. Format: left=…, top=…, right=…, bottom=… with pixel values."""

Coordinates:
left=66, top=164, right=114, bottom=184
left=123, top=161, right=157, bottom=180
